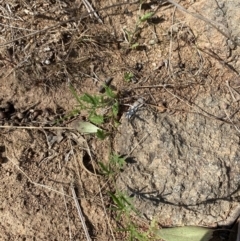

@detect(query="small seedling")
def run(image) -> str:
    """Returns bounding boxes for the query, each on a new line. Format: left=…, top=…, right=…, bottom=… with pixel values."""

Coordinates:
left=109, top=191, right=159, bottom=240
left=69, top=85, right=119, bottom=138
left=122, top=10, right=154, bottom=48
left=99, top=153, right=126, bottom=177
left=109, top=191, right=138, bottom=220
left=119, top=222, right=149, bottom=241
left=124, top=72, right=135, bottom=82
left=139, top=12, right=154, bottom=23
left=96, top=129, right=108, bottom=140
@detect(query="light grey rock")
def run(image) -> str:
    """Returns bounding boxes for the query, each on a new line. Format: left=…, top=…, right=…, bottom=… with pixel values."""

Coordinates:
left=115, top=94, right=240, bottom=226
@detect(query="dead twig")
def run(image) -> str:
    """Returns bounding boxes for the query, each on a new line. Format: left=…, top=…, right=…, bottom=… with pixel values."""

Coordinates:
left=127, top=131, right=152, bottom=157
left=226, top=81, right=240, bottom=102
left=223, top=109, right=240, bottom=134
left=168, top=5, right=177, bottom=77
left=166, top=0, right=232, bottom=41
left=0, top=125, right=73, bottom=130
left=62, top=186, right=73, bottom=241
left=132, top=82, right=191, bottom=89
left=71, top=185, right=92, bottom=241
left=82, top=0, right=103, bottom=24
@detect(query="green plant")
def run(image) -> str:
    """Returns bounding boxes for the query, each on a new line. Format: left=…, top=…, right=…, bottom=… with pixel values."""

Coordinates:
left=99, top=153, right=126, bottom=177
left=154, top=226, right=214, bottom=241
left=98, top=152, right=162, bottom=240
left=109, top=191, right=138, bottom=219
left=122, top=6, right=154, bottom=48
left=109, top=190, right=160, bottom=241
left=124, top=72, right=135, bottom=82
left=120, top=222, right=149, bottom=241
left=69, top=84, right=119, bottom=137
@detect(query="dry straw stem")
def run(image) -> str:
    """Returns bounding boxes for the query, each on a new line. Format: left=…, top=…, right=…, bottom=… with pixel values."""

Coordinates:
left=62, top=186, right=73, bottom=241
left=168, top=3, right=177, bottom=77
left=71, top=185, right=92, bottom=241
left=67, top=138, right=86, bottom=198
left=0, top=125, right=74, bottom=130
left=127, top=131, right=152, bottom=157
left=82, top=0, right=103, bottom=23
left=166, top=0, right=232, bottom=41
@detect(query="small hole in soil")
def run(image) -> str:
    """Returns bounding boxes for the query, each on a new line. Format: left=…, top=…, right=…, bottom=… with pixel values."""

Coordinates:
left=16, top=173, right=22, bottom=181
left=82, top=151, right=95, bottom=174
left=0, top=146, right=8, bottom=164
left=61, top=33, right=71, bottom=44
left=7, top=47, right=14, bottom=56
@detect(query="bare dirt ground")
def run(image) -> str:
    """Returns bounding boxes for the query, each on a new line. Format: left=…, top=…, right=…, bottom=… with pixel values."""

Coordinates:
left=0, top=0, right=240, bottom=240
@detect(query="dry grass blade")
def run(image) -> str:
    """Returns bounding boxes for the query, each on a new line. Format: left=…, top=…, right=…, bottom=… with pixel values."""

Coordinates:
left=127, top=131, right=151, bottom=157
left=62, top=186, right=73, bottom=241
left=166, top=0, right=231, bottom=40
left=71, top=185, right=92, bottom=241
left=82, top=0, right=103, bottom=23
left=0, top=125, right=73, bottom=130
left=0, top=121, right=100, bottom=134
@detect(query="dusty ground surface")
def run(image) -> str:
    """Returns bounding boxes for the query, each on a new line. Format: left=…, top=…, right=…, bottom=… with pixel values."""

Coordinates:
left=0, top=0, right=240, bottom=240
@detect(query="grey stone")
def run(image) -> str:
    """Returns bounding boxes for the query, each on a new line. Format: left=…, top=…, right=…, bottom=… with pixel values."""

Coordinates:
left=115, top=94, right=240, bottom=226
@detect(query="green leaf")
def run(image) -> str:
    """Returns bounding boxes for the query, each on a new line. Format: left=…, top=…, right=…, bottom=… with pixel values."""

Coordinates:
left=96, top=129, right=108, bottom=140
left=140, top=12, right=154, bottom=22
left=104, top=85, right=116, bottom=98
left=124, top=72, right=134, bottom=82
left=131, top=42, right=139, bottom=49
left=69, top=85, right=82, bottom=104
left=154, top=226, right=214, bottom=241
left=75, top=121, right=100, bottom=134
left=99, top=162, right=112, bottom=175
left=114, top=120, right=120, bottom=127
left=89, top=113, right=104, bottom=124
left=112, top=102, right=119, bottom=117
left=81, top=93, right=99, bottom=106
left=110, top=153, right=126, bottom=169
left=109, top=192, right=125, bottom=209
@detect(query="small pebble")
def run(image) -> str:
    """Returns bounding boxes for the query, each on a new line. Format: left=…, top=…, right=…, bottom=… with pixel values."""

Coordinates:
left=227, top=39, right=236, bottom=50
left=16, top=112, right=24, bottom=119
left=149, top=39, right=156, bottom=45
left=43, top=47, right=51, bottom=52
left=44, top=59, right=51, bottom=65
